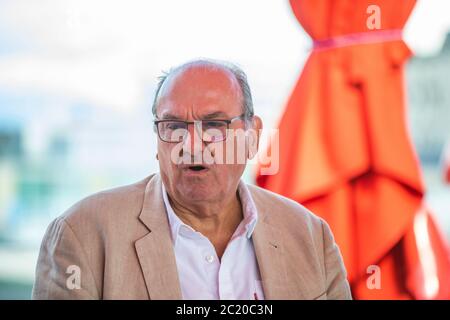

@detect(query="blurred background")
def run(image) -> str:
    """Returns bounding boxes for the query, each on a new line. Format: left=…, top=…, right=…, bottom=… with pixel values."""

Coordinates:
left=0, top=0, right=449, bottom=299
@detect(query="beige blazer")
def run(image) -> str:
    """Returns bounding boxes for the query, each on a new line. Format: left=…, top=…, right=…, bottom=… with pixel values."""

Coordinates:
left=32, top=173, right=352, bottom=300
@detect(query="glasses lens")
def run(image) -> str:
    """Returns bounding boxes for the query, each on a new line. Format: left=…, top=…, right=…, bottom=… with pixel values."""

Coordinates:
left=157, top=120, right=229, bottom=142
left=158, top=121, right=187, bottom=142
left=202, top=121, right=227, bottom=142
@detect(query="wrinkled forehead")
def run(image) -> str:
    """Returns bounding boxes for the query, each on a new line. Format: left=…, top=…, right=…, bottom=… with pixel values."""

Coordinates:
left=156, top=64, right=243, bottom=118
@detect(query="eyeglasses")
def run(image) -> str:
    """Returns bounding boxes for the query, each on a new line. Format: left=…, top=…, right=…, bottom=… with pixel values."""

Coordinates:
left=153, top=113, right=246, bottom=143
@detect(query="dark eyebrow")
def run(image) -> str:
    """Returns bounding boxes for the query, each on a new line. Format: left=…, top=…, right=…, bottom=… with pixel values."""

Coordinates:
left=158, top=111, right=230, bottom=120
left=159, top=113, right=182, bottom=120
left=201, top=111, right=229, bottom=120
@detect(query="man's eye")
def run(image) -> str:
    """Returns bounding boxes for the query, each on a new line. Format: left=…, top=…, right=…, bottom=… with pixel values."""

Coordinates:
left=203, top=121, right=225, bottom=129
left=166, top=123, right=185, bottom=130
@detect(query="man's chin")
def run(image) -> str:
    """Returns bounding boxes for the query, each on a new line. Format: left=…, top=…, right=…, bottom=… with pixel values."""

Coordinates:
left=177, top=185, right=217, bottom=203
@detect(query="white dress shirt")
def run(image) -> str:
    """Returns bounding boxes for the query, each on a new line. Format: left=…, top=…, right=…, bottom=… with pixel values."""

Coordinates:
left=162, top=181, right=265, bottom=300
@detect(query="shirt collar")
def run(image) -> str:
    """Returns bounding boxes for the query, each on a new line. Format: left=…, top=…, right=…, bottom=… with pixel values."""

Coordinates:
left=161, top=183, right=185, bottom=245
left=161, top=181, right=259, bottom=245
left=237, top=180, right=259, bottom=238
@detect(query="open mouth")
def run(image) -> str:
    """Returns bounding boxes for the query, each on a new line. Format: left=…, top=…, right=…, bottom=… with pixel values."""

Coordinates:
left=188, top=165, right=207, bottom=172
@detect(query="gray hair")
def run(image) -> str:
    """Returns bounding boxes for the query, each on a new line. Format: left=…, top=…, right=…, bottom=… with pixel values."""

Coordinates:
left=151, top=59, right=254, bottom=121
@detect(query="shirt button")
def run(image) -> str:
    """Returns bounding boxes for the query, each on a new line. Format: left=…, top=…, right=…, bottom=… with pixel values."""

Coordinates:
left=205, top=255, right=214, bottom=263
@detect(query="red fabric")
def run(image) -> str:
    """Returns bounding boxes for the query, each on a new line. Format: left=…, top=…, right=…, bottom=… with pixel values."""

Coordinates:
left=256, top=0, right=450, bottom=299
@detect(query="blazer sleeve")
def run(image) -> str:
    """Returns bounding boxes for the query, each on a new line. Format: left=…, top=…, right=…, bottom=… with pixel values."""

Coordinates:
left=32, top=217, right=100, bottom=299
left=321, top=219, right=353, bottom=300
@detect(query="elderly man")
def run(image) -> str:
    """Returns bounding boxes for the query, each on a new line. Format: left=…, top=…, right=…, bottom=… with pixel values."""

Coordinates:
left=32, top=59, right=352, bottom=300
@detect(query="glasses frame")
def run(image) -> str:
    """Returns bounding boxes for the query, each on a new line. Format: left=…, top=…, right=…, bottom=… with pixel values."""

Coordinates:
left=153, top=113, right=247, bottom=143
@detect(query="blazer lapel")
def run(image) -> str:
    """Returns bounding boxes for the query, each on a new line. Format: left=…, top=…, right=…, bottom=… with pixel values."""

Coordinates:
left=252, top=211, right=291, bottom=299
left=135, top=174, right=182, bottom=300
left=251, top=193, right=314, bottom=300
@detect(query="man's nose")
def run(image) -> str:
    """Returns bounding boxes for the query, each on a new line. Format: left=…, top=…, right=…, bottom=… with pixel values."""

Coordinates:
left=182, top=122, right=204, bottom=155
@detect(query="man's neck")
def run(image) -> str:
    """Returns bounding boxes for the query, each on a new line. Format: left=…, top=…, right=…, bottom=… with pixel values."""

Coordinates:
left=168, top=191, right=243, bottom=258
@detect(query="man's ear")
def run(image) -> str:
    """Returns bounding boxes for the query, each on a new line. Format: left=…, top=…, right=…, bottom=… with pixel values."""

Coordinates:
left=246, top=115, right=263, bottom=160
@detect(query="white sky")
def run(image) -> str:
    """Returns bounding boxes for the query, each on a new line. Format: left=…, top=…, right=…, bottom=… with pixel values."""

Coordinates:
left=0, top=0, right=449, bottom=118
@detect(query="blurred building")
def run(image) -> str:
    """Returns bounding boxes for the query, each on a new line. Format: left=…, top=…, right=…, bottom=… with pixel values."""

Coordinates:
left=407, top=33, right=450, bottom=239
left=407, top=33, right=450, bottom=164
left=0, top=102, right=156, bottom=245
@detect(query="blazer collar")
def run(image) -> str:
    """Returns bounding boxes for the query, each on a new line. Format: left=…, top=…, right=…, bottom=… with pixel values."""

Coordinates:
left=135, top=173, right=183, bottom=299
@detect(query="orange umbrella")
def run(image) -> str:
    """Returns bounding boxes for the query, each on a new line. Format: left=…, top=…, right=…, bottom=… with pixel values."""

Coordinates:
left=257, top=0, right=450, bottom=299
